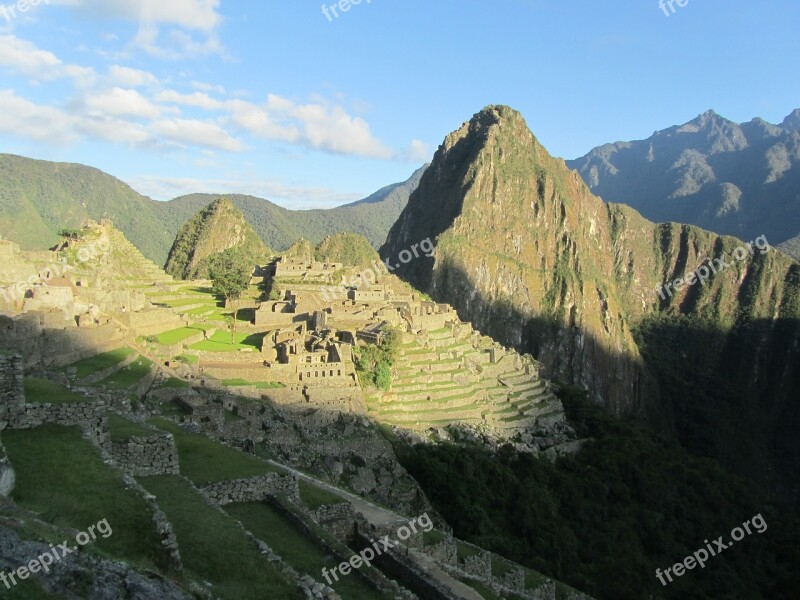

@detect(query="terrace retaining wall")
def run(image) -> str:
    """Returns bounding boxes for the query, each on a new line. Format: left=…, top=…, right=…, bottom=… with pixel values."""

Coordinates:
left=199, top=472, right=299, bottom=506
left=111, top=433, right=179, bottom=476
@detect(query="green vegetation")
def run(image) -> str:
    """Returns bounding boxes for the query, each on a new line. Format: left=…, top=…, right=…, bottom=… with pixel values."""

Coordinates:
left=394, top=387, right=800, bottom=600
left=221, top=379, right=284, bottom=389
left=226, top=502, right=390, bottom=600
left=208, top=246, right=254, bottom=343
left=155, top=326, right=207, bottom=345
left=298, top=480, right=343, bottom=510
left=315, top=232, right=379, bottom=268
left=159, top=377, right=190, bottom=389
left=67, top=347, right=134, bottom=379
left=189, top=331, right=265, bottom=353
left=107, top=413, right=154, bottom=443
left=164, top=197, right=271, bottom=280
left=354, top=328, right=400, bottom=391
left=23, top=377, right=87, bottom=404
left=139, top=476, right=301, bottom=600
left=149, top=418, right=280, bottom=484
left=2, top=425, right=166, bottom=570
left=98, top=356, right=153, bottom=389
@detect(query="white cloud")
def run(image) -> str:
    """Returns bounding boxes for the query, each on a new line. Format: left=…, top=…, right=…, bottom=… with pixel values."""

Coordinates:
left=227, top=99, right=300, bottom=142
left=150, top=118, right=244, bottom=152
left=192, top=80, right=225, bottom=94
left=107, top=65, right=158, bottom=87
left=51, top=0, right=224, bottom=59
left=75, top=115, right=151, bottom=145
left=405, top=139, right=430, bottom=162
left=227, top=94, right=394, bottom=159
left=156, top=89, right=225, bottom=111
left=0, top=36, right=420, bottom=162
left=84, top=87, right=162, bottom=119
left=52, top=0, right=222, bottom=31
left=0, top=34, right=96, bottom=83
left=0, top=89, right=75, bottom=143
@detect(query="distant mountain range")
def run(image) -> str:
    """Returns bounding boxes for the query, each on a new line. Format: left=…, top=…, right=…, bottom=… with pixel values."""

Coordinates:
left=567, top=108, right=800, bottom=259
left=0, top=153, right=426, bottom=267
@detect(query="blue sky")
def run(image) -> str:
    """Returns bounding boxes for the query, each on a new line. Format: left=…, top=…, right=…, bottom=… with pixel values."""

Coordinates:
left=0, top=0, right=798, bottom=208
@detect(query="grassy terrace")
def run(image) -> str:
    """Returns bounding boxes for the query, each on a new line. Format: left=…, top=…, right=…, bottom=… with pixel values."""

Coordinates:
left=107, top=412, right=155, bottom=443
left=68, top=347, right=135, bottom=379
left=149, top=418, right=282, bottom=484
left=139, top=476, right=302, bottom=600
left=221, top=379, right=285, bottom=389
left=2, top=424, right=166, bottom=570
left=226, top=502, right=390, bottom=600
left=23, top=377, right=87, bottom=404
left=155, top=325, right=213, bottom=345
left=97, top=356, right=153, bottom=389
left=298, top=480, right=344, bottom=510
left=189, top=331, right=266, bottom=353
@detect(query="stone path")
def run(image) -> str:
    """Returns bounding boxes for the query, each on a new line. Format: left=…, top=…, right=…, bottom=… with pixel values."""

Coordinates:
left=267, top=460, right=484, bottom=600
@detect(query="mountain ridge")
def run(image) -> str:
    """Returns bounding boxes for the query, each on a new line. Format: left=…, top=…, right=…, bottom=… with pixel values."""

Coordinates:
left=567, top=108, right=800, bottom=249
left=0, top=153, right=424, bottom=267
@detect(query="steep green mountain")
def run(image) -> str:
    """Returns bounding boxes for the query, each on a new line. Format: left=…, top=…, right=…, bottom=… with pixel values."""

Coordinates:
left=0, top=154, right=424, bottom=266
left=566, top=109, right=800, bottom=246
left=315, top=233, right=379, bottom=268
left=165, top=198, right=272, bottom=279
left=381, top=105, right=800, bottom=503
left=0, top=153, right=176, bottom=262
left=155, top=165, right=426, bottom=254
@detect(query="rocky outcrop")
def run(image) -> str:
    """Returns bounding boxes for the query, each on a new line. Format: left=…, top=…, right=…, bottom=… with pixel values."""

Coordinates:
left=381, top=106, right=800, bottom=504
left=382, top=105, right=800, bottom=416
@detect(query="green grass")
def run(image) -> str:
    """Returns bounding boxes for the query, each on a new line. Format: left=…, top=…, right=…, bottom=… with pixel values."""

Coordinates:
left=157, top=399, right=191, bottom=417
left=2, top=424, right=166, bottom=570
left=149, top=418, right=281, bottom=484
left=423, top=529, right=446, bottom=547
left=139, top=476, right=302, bottom=600
left=98, top=356, right=153, bottom=389
left=221, top=379, right=285, bottom=389
left=457, top=541, right=482, bottom=562
left=68, top=347, right=135, bottom=379
left=159, top=377, right=190, bottom=389
left=298, top=480, right=344, bottom=510
left=177, top=354, right=199, bottom=365
left=224, top=409, right=244, bottom=423
left=107, top=412, right=155, bottom=443
left=524, top=567, right=548, bottom=590
left=23, top=377, right=87, bottom=404
left=226, top=502, right=390, bottom=600
left=155, top=326, right=207, bottom=345
left=492, top=556, right=515, bottom=578
left=461, top=579, right=504, bottom=600
left=189, top=331, right=265, bottom=353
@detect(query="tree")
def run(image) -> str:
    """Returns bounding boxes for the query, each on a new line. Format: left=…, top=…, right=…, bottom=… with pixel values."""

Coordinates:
left=208, top=248, right=251, bottom=344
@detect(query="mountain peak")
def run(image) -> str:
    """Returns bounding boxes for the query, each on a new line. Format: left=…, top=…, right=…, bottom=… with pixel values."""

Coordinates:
left=165, top=197, right=271, bottom=279
left=782, top=108, right=800, bottom=131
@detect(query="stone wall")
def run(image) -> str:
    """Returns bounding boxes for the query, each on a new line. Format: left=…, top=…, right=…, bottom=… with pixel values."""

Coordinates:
left=117, top=309, right=184, bottom=337
left=200, top=472, right=299, bottom=506
left=424, top=538, right=457, bottom=566
left=459, top=543, right=491, bottom=579
left=0, top=432, right=15, bottom=497
left=0, top=316, right=126, bottom=369
left=111, top=433, right=179, bottom=476
left=0, top=355, right=25, bottom=428
left=308, top=502, right=356, bottom=540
